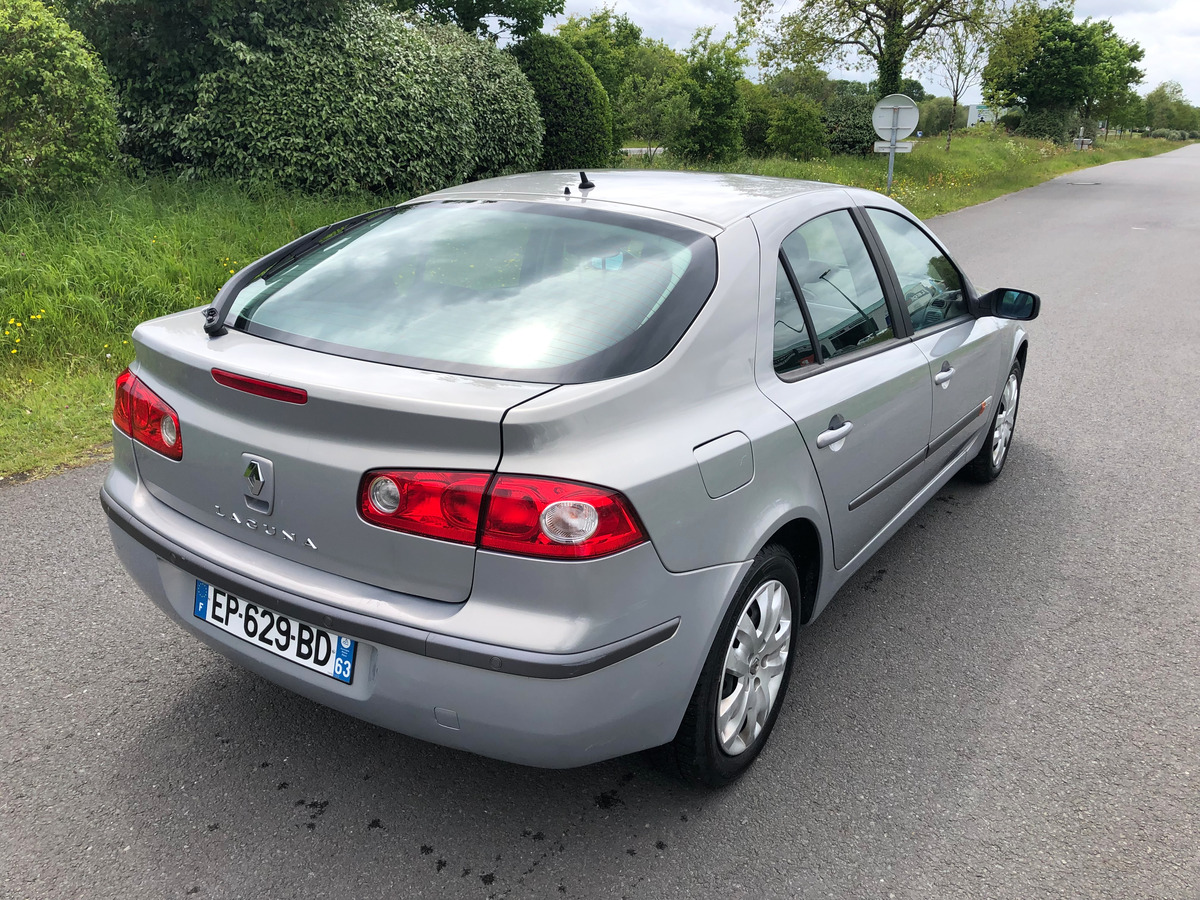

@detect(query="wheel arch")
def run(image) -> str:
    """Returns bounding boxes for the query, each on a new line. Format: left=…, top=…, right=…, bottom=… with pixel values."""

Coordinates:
left=757, top=517, right=821, bottom=624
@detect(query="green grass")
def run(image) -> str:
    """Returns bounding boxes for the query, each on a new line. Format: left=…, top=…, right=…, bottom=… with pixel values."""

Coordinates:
left=619, top=130, right=1185, bottom=218
left=0, top=132, right=1189, bottom=479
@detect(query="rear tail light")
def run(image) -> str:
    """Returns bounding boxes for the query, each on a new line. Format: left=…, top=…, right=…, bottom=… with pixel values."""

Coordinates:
left=360, top=471, right=490, bottom=544
left=113, top=368, right=183, bottom=460
left=359, top=471, right=646, bottom=560
left=481, top=476, right=645, bottom=559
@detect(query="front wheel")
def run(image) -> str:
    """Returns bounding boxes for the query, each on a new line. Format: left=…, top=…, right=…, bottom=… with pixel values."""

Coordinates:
left=663, top=544, right=800, bottom=787
left=964, top=359, right=1023, bottom=483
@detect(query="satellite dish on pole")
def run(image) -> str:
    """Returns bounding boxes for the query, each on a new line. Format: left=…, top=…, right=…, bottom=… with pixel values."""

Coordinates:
left=872, top=94, right=919, bottom=141
left=872, top=94, right=919, bottom=195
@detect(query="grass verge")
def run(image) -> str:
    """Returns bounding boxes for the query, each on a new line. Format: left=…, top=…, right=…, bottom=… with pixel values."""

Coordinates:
left=0, top=133, right=1190, bottom=479
left=620, top=131, right=1185, bottom=218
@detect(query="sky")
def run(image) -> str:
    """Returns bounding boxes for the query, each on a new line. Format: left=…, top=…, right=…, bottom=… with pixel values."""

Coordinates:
left=548, top=0, right=1200, bottom=107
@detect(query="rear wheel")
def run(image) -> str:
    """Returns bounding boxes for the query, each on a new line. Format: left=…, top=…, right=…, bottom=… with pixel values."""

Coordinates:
left=964, top=359, right=1022, bottom=483
left=663, top=544, right=800, bottom=787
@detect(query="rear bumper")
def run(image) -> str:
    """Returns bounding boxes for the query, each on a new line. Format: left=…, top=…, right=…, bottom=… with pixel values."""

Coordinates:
left=102, top=477, right=748, bottom=768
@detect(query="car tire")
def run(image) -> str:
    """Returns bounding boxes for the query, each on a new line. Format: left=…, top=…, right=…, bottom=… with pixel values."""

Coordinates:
left=661, top=543, right=801, bottom=787
left=963, top=358, right=1023, bottom=483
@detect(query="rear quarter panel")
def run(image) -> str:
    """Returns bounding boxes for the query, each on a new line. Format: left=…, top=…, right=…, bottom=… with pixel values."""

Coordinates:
left=498, top=219, right=831, bottom=575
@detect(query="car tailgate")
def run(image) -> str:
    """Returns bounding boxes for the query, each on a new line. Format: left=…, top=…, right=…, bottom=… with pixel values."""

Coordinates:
left=127, top=309, right=554, bottom=603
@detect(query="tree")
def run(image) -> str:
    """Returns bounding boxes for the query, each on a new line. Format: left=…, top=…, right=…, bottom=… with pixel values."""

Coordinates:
left=900, top=78, right=928, bottom=102
left=557, top=10, right=689, bottom=150
left=675, top=27, right=747, bottom=162
left=917, top=96, right=968, bottom=134
left=619, top=71, right=695, bottom=161
left=980, top=0, right=1039, bottom=123
left=1080, top=19, right=1143, bottom=130
left=394, top=0, right=563, bottom=39
left=983, top=3, right=1101, bottom=113
left=556, top=6, right=643, bottom=101
left=925, top=15, right=989, bottom=149
left=823, top=94, right=877, bottom=155
left=765, top=0, right=984, bottom=97
left=766, top=65, right=837, bottom=106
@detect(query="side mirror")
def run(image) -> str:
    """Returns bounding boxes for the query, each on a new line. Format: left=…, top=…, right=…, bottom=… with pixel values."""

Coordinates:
left=979, top=287, right=1040, bottom=321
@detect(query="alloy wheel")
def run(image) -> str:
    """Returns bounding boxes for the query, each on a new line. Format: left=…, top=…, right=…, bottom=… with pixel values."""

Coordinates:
left=991, top=373, right=1019, bottom=470
left=717, top=579, right=792, bottom=755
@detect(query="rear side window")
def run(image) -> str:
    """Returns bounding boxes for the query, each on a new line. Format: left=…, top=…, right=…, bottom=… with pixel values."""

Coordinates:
left=227, top=201, right=716, bottom=383
left=772, top=259, right=815, bottom=373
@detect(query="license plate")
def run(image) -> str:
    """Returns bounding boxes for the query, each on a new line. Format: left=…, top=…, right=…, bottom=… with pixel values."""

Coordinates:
left=193, top=580, right=356, bottom=684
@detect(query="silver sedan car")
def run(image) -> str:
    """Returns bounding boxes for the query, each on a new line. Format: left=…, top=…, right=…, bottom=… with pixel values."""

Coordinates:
left=103, top=171, right=1038, bottom=785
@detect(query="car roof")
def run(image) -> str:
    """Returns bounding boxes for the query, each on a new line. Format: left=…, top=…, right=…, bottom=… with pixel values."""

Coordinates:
left=418, top=170, right=860, bottom=231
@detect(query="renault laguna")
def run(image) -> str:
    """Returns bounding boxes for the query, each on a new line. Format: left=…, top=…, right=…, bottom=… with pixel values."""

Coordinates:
left=102, top=170, right=1038, bottom=785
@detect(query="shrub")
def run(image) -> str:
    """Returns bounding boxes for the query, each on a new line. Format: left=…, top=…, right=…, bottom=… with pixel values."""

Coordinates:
left=767, top=95, right=827, bottom=161
left=998, top=111, right=1023, bottom=133
left=0, top=0, right=117, bottom=198
left=739, top=79, right=777, bottom=157
left=1149, top=128, right=1171, bottom=139
left=175, top=7, right=476, bottom=195
left=1017, top=108, right=1080, bottom=145
left=1190, top=131, right=1200, bottom=140
left=509, top=33, right=613, bottom=169
left=823, top=95, right=876, bottom=156
left=422, top=23, right=543, bottom=180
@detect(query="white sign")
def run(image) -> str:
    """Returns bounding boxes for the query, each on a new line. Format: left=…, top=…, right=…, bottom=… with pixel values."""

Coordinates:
left=872, top=94, right=919, bottom=142
left=874, top=141, right=913, bottom=153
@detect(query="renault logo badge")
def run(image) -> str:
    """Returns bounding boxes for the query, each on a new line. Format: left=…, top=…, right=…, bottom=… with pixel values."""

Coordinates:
left=240, top=453, right=275, bottom=514
left=244, top=461, right=265, bottom=496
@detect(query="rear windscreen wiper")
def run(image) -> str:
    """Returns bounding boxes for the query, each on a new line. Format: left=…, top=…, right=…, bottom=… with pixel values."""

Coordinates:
left=203, top=206, right=398, bottom=337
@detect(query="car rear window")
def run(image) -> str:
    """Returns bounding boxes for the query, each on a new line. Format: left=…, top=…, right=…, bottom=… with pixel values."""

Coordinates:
left=227, top=200, right=717, bottom=383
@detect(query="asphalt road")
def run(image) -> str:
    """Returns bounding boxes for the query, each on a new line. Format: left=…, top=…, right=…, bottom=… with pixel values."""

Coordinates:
left=3, top=146, right=1199, bottom=900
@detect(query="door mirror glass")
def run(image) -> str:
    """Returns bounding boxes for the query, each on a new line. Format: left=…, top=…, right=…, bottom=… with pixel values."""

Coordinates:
left=982, top=288, right=1040, bottom=320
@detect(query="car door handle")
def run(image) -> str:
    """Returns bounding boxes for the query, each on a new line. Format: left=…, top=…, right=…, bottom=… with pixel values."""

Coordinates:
left=934, top=365, right=955, bottom=386
left=816, top=420, right=854, bottom=449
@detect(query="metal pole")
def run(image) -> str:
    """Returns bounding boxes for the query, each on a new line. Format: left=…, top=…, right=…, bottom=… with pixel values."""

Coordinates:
left=886, top=106, right=899, bottom=195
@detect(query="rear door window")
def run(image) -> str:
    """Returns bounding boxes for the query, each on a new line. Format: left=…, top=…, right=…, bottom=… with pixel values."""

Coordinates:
left=227, top=201, right=717, bottom=384
left=779, top=210, right=894, bottom=363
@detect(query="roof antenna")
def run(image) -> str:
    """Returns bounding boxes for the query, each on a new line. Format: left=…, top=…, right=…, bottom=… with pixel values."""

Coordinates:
left=579, top=171, right=595, bottom=190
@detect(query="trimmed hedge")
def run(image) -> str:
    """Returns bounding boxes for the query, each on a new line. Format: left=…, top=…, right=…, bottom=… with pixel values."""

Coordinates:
left=1017, top=108, right=1080, bottom=145
left=823, top=95, right=876, bottom=156
left=175, top=7, right=476, bottom=195
left=423, top=22, right=543, bottom=180
left=509, top=33, right=613, bottom=170
left=76, top=2, right=543, bottom=193
left=0, top=0, right=117, bottom=198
